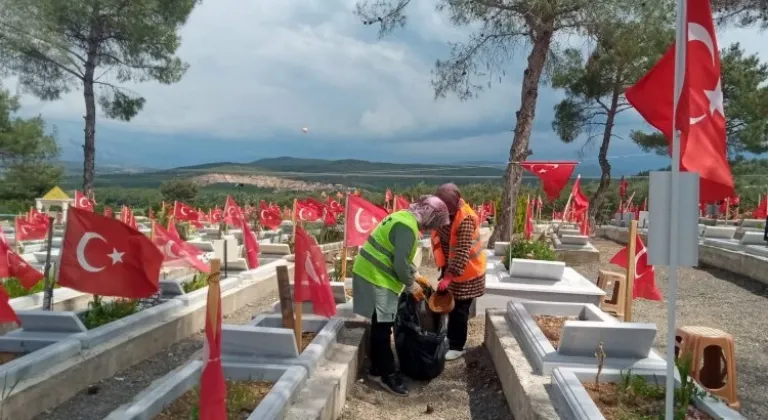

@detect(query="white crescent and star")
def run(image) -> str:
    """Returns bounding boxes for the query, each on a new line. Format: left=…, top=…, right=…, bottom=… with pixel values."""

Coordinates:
left=164, top=241, right=181, bottom=259
left=686, top=22, right=724, bottom=126
left=354, top=209, right=378, bottom=233
left=304, top=252, right=321, bottom=284
left=76, top=232, right=124, bottom=273
left=529, top=164, right=559, bottom=174
left=79, top=196, right=90, bottom=208
left=298, top=208, right=309, bottom=220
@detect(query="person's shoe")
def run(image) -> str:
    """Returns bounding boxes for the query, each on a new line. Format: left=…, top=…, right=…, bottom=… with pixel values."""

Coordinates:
left=445, top=349, right=465, bottom=361
left=370, top=373, right=409, bottom=396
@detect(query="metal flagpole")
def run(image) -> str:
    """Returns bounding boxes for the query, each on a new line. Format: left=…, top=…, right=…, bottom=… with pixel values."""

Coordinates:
left=666, top=0, right=687, bottom=416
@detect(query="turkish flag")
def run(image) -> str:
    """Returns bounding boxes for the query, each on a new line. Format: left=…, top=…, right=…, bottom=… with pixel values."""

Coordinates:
left=393, top=195, right=410, bottom=212
left=152, top=223, right=210, bottom=273
left=345, top=195, right=387, bottom=247
left=609, top=235, right=663, bottom=301
left=198, top=272, right=226, bottom=419
left=242, top=223, right=260, bottom=270
left=0, top=286, right=20, bottom=325
left=619, top=176, right=629, bottom=198
left=520, top=161, right=578, bottom=202
left=0, top=232, right=44, bottom=289
left=173, top=201, right=199, bottom=222
left=58, top=207, right=163, bottom=298
left=74, top=190, right=94, bottom=212
left=624, top=0, right=733, bottom=203
left=323, top=208, right=338, bottom=226
left=29, top=208, right=48, bottom=225
left=258, top=203, right=282, bottom=230
left=524, top=198, right=534, bottom=240
left=295, top=200, right=321, bottom=222
left=223, top=196, right=244, bottom=228
left=570, top=177, right=590, bottom=213
left=294, top=227, right=336, bottom=317
left=15, top=217, right=48, bottom=242
left=167, top=222, right=203, bottom=258
left=326, top=197, right=343, bottom=215
left=211, top=207, right=223, bottom=223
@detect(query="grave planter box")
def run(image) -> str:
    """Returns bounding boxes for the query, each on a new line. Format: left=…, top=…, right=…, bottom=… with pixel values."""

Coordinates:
left=222, top=313, right=343, bottom=376
left=105, top=360, right=307, bottom=420
left=0, top=338, right=81, bottom=391
left=508, top=258, right=566, bottom=280
left=494, top=241, right=510, bottom=256
left=551, top=367, right=744, bottom=420
left=506, top=301, right=665, bottom=375
left=270, top=281, right=348, bottom=314
left=9, top=287, right=90, bottom=312
left=163, top=275, right=243, bottom=306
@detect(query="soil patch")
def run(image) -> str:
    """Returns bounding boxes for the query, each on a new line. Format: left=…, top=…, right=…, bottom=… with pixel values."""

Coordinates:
left=533, top=315, right=577, bottom=349
left=155, top=380, right=273, bottom=420
left=582, top=381, right=712, bottom=419
left=345, top=288, right=353, bottom=299
left=0, top=352, right=19, bottom=365
left=300, top=331, right=317, bottom=353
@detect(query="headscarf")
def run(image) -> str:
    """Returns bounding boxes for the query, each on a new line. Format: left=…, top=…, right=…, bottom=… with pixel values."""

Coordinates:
left=407, top=195, right=450, bottom=230
left=435, top=183, right=461, bottom=217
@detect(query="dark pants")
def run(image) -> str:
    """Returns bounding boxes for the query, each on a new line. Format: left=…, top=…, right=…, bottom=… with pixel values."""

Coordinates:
left=369, top=310, right=396, bottom=377
left=448, top=298, right=474, bottom=351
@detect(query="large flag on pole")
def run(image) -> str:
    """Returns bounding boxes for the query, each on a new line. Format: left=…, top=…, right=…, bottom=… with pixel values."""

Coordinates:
left=198, top=259, right=226, bottom=419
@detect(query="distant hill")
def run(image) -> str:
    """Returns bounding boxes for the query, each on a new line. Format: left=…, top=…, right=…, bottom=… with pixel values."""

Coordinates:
left=61, top=161, right=157, bottom=176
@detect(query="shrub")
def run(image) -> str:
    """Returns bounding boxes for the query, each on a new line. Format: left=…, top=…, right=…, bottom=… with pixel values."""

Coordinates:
left=502, top=240, right=556, bottom=270
left=314, top=226, right=343, bottom=244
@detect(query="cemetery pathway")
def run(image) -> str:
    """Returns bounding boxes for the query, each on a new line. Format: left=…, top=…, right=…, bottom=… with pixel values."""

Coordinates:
left=575, top=237, right=768, bottom=419
left=338, top=264, right=513, bottom=420
left=33, top=289, right=279, bottom=420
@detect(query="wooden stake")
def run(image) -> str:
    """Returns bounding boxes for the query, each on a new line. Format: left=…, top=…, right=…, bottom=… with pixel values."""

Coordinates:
left=291, top=199, right=298, bottom=240
left=294, top=297, right=303, bottom=351
left=41, top=217, right=56, bottom=311
left=207, top=258, right=221, bottom=340
left=624, top=220, right=638, bottom=322
left=276, top=265, right=295, bottom=330
left=339, top=194, right=350, bottom=279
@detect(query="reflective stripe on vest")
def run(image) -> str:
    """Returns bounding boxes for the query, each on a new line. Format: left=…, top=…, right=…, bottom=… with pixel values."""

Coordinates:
left=430, top=200, right=487, bottom=282
left=352, top=211, right=419, bottom=295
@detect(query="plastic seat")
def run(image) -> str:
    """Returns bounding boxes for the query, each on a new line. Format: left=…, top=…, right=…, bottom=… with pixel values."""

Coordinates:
left=675, top=326, right=740, bottom=409
left=596, top=270, right=625, bottom=318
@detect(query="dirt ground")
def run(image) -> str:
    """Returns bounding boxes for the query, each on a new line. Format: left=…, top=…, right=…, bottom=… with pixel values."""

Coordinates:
left=338, top=264, right=513, bottom=420
left=573, top=237, right=768, bottom=419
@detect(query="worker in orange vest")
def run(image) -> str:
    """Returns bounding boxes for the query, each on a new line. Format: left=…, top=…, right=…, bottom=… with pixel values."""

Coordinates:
left=433, top=183, right=487, bottom=361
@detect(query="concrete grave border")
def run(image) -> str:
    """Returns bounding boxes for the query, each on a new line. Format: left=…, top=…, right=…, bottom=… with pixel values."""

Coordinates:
left=222, top=313, right=344, bottom=376
left=505, top=301, right=664, bottom=375
left=105, top=361, right=307, bottom=420
left=551, top=367, right=744, bottom=420
left=9, top=287, right=91, bottom=312
left=0, top=259, right=292, bottom=420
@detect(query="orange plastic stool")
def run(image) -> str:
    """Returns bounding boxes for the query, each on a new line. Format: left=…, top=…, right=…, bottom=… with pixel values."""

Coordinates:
left=675, top=326, right=740, bottom=410
left=596, top=270, right=625, bottom=318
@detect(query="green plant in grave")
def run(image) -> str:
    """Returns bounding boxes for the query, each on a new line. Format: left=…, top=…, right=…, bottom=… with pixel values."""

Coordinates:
left=182, top=273, right=208, bottom=293
left=314, top=225, right=343, bottom=245
left=2, top=277, right=60, bottom=298
left=502, top=240, right=556, bottom=270
left=83, top=298, right=140, bottom=330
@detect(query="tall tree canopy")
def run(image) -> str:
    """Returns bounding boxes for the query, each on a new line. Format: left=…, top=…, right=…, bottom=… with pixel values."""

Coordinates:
left=357, top=0, right=622, bottom=246
left=0, top=83, right=62, bottom=212
left=632, top=43, right=768, bottom=158
left=713, top=0, right=768, bottom=27
left=550, top=3, right=673, bottom=219
left=0, top=0, right=198, bottom=194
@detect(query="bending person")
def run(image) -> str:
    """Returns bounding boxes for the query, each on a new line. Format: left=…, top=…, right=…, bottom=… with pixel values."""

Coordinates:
left=433, top=183, right=487, bottom=361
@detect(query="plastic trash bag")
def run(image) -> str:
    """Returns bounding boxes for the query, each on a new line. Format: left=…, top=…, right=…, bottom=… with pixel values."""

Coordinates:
left=394, top=293, right=448, bottom=380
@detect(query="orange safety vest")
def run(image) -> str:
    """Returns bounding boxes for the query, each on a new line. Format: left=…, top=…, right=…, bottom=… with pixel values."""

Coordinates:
left=430, top=200, right=487, bottom=282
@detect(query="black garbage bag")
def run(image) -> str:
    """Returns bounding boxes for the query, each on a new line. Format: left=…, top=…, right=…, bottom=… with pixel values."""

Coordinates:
left=393, top=293, right=448, bottom=380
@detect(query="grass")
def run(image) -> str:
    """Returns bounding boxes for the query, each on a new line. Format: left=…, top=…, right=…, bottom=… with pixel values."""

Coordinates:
left=182, top=273, right=208, bottom=293
left=155, top=380, right=274, bottom=420
left=81, top=298, right=140, bottom=330
left=2, top=277, right=60, bottom=298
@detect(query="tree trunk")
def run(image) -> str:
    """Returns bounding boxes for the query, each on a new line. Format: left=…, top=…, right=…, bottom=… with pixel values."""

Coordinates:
left=82, top=46, right=98, bottom=194
left=588, top=86, right=621, bottom=221
left=488, top=27, right=554, bottom=248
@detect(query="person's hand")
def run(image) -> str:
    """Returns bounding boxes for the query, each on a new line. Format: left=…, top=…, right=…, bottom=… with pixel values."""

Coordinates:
left=407, top=282, right=425, bottom=301
left=437, top=275, right=454, bottom=292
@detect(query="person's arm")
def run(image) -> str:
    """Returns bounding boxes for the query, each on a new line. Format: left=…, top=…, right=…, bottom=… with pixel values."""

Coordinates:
left=446, top=217, right=476, bottom=277
left=389, top=223, right=418, bottom=287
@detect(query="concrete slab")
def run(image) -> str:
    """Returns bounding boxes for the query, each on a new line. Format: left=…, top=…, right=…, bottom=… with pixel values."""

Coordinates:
left=222, top=313, right=344, bottom=376
left=505, top=301, right=664, bottom=375
left=558, top=229, right=581, bottom=238
left=105, top=361, right=307, bottom=420
left=173, top=275, right=242, bottom=306
left=484, top=310, right=559, bottom=420
left=261, top=243, right=291, bottom=255
left=508, top=259, right=565, bottom=281
left=740, top=231, right=765, bottom=245
left=184, top=238, right=214, bottom=252
left=0, top=260, right=292, bottom=420
left=702, top=226, right=737, bottom=239
left=560, top=234, right=589, bottom=245
left=494, top=241, right=510, bottom=257
left=740, top=218, right=764, bottom=228
left=9, top=287, right=90, bottom=312
left=551, top=234, right=600, bottom=265
left=0, top=339, right=81, bottom=391
left=551, top=367, right=744, bottom=420
left=284, top=327, right=364, bottom=420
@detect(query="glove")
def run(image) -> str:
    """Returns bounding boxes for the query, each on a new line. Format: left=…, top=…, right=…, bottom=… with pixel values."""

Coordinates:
left=407, top=282, right=425, bottom=302
left=437, top=275, right=454, bottom=292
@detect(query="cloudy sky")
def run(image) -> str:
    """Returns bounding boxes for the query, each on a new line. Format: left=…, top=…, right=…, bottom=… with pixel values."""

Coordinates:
left=4, top=0, right=768, bottom=173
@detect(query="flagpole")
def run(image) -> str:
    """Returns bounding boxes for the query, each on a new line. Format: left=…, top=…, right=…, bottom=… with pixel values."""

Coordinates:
left=665, top=0, right=687, bottom=416
left=339, top=195, right=349, bottom=279
left=41, top=216, right=56, bottom=311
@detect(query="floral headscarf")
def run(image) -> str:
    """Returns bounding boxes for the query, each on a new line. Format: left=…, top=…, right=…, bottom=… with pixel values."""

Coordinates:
left=407, top=195, right=450, bottom=230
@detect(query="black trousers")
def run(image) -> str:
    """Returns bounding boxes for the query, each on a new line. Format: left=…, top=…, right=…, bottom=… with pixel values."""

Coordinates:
left=448, top=298, right=474, bottom=351
left=369, top=310, right=396, bottom=377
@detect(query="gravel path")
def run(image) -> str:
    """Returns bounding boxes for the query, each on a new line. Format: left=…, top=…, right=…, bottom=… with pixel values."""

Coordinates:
left=573, top=237, right=768, bottom=419
left=34, top=290, right=279, bottom=420
left=338, top=265, right=512, bottom=420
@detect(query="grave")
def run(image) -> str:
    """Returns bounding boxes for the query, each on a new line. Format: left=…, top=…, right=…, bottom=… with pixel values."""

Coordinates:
left=105, top=361, right=307, bottom=420
left=9, top=287, right=91, bottom=312
left=551, top=367, right=743, bottom=420
left=160, top=273, right=243, bottom=306
left=221, top=313, right=344, bottom=375
left=505, top=301, right=664, bottom=375
left=477, top=255, right=605, bottom=315
left=702, top=226, right=737, bottom=240
left=740, top=218, right=764, bottom=228
left=270, top=282, right=348, bottom=316
left=185, top=238, right=215, bottom=252
left=550, top=232, right=600, bottom=265
left=703, top=230, right=765, bottom=252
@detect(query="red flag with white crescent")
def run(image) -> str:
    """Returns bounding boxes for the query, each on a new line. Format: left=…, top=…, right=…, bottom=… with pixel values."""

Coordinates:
left=520, top=161, right=578, bottom=202
left=344, top=195, right=387, bottom=247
